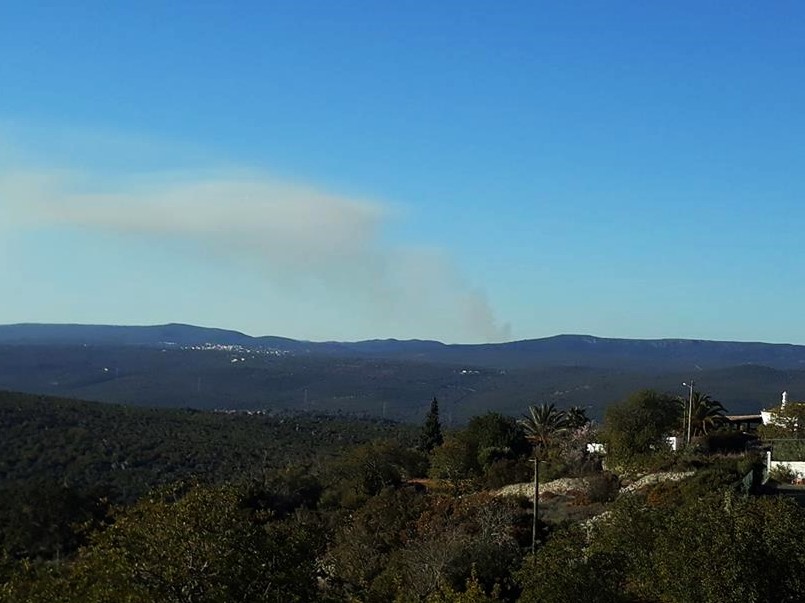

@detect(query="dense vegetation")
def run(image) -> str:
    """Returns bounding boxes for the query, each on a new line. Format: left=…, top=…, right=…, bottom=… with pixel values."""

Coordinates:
left=0, top=390, right=408, bottom=499
left=2, top=388, right=805, bottom=602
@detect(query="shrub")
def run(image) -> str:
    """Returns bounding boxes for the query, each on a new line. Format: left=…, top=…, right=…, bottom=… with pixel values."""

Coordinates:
left=586, top=472, right=620, bottom=504
left=482, top=458, right=532, bottom=489
left=769, top=463, right=798, bottom=484
left=601, top=390, right=681, bottom=466
left=770, top=439, right=805, bottom=462
left=429, top=436, right=480, bottom=481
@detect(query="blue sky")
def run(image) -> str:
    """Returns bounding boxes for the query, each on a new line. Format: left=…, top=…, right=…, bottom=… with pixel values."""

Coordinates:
left=1, top=1, right=804, bottom=343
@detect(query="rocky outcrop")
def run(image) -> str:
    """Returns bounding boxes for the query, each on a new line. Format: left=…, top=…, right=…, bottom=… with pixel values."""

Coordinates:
left=618, top=471, right=695, bottom=494
left=494, top=470, right=696, bottom=500
left=494, top=477, right=591, bottom=499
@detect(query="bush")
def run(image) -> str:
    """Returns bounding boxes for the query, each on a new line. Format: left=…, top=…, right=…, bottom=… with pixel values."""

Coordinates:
left=539, top=455, right=601, bottom=482
left=321, top=440, right=409, bottom=508
left=397, top=448, right=430, bottom=479
left=769, top=463, right=798, bottom=484
left=465, top=412, right=529, bottom=460
left=770, top=439, right=805, bottom=462
left=601, top=390, right=681, bottom=466
left=477, top=446, right=512, bottom=468
left=515, top=527, right=629, bottom=603
left=239, top=466, right=322, bottom=519
left=429, top=436, right=480, bottom=481
left=3, top=484, right=322, bottom=603
left=586, top=472, right=620, bottom=504
left=482, top=458, right=532, bottom=489
left=639, top=457, right=755, bottom=509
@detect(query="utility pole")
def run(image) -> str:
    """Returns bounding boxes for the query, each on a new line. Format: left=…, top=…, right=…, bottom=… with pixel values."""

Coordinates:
left=683, top=380, right=695, bottom=445
left=531, top=456, right=539, bottom=554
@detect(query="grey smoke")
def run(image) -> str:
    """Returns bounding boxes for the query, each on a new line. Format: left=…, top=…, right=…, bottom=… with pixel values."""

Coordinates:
left=1, top=167, right=511, bottom=342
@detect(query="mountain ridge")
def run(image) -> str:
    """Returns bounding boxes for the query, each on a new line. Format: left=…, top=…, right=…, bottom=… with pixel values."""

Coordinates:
left=2, top=322, right=805, bottom=371
left=1, top=322, right=802, bottom=421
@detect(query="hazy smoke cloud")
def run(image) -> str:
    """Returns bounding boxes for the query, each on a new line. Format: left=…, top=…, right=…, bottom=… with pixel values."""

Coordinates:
left=1, top=166, right=511, bottom=342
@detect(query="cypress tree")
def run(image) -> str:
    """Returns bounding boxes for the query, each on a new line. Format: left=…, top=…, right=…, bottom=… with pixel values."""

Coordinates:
left=420, top=397, right=444, bottom=452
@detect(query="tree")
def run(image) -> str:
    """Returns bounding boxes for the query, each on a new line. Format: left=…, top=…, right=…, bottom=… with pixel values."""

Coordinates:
left=518, top=403, right=569, bottom=457
left=601, top=390, right=681, bottom=465
left=325, top=486, right=426, bottom=598
left=464, top=412, right=529, bottom=468
left=618, top=494, right=805, bottom=602
left=428, top=435, right=480, bottom=482
left=2, top=483, right=321, bottom=603
left=420, top=397, right=444, bottom=452
left=374, top=494, right=522, bottom=601
left=325, top=440, right=405, bottom=508
left=514, top=478, right=805, bottom=603
left=565, top=406, right=590, bottom=430
left=759, top=402, right=805, bottom=439
left=516, top=526, right=630, bottom=603
left=689, top=392, right=726, bottom=436
left=0, top=481, right=109, bottom=560
left=465, top=412, right=523, bottom=451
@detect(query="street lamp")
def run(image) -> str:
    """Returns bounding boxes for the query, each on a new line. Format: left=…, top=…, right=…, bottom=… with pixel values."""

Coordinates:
left=682, top=380, right=695, bottom=445
left=530, top=456, right=543, bottom=554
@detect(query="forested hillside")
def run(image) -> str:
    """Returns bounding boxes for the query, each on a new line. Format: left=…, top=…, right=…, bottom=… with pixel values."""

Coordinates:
left=0, top=390, right=407, bottom=501
left=5, top=388, right=805, bottom=602
left=0, top=343, right=800, bottom=422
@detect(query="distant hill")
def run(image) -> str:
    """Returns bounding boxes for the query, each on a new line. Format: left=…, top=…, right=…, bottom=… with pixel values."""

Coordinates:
left=0, top=323, right=298, bottom=350
left=0, top=323, right=802, bottom=421
left=3, top=323, right=805, bottom=371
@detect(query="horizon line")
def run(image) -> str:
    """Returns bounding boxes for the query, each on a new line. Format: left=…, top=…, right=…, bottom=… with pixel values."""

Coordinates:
left=1, top=321, right=803, bottom=348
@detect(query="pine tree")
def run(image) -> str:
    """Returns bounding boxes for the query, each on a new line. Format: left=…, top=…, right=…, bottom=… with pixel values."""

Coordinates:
left=420, top=397, right=444, bottom=452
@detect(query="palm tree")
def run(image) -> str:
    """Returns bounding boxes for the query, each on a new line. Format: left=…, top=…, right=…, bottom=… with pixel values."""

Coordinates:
left=518, top=403, right=569, bottom=456
left=566, top=405, right=590, bottom=430
left=519, top=403, right=570, bottom=552
left=689, top=392, right=726, bottom=436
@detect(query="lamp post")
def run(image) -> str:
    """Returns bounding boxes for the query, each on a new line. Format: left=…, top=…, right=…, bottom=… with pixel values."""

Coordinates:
left=682, top=380, right=695, bottom=445
left=531, top=456, right=539, bottom=554
left=530, top=455, right=547, bottom=555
